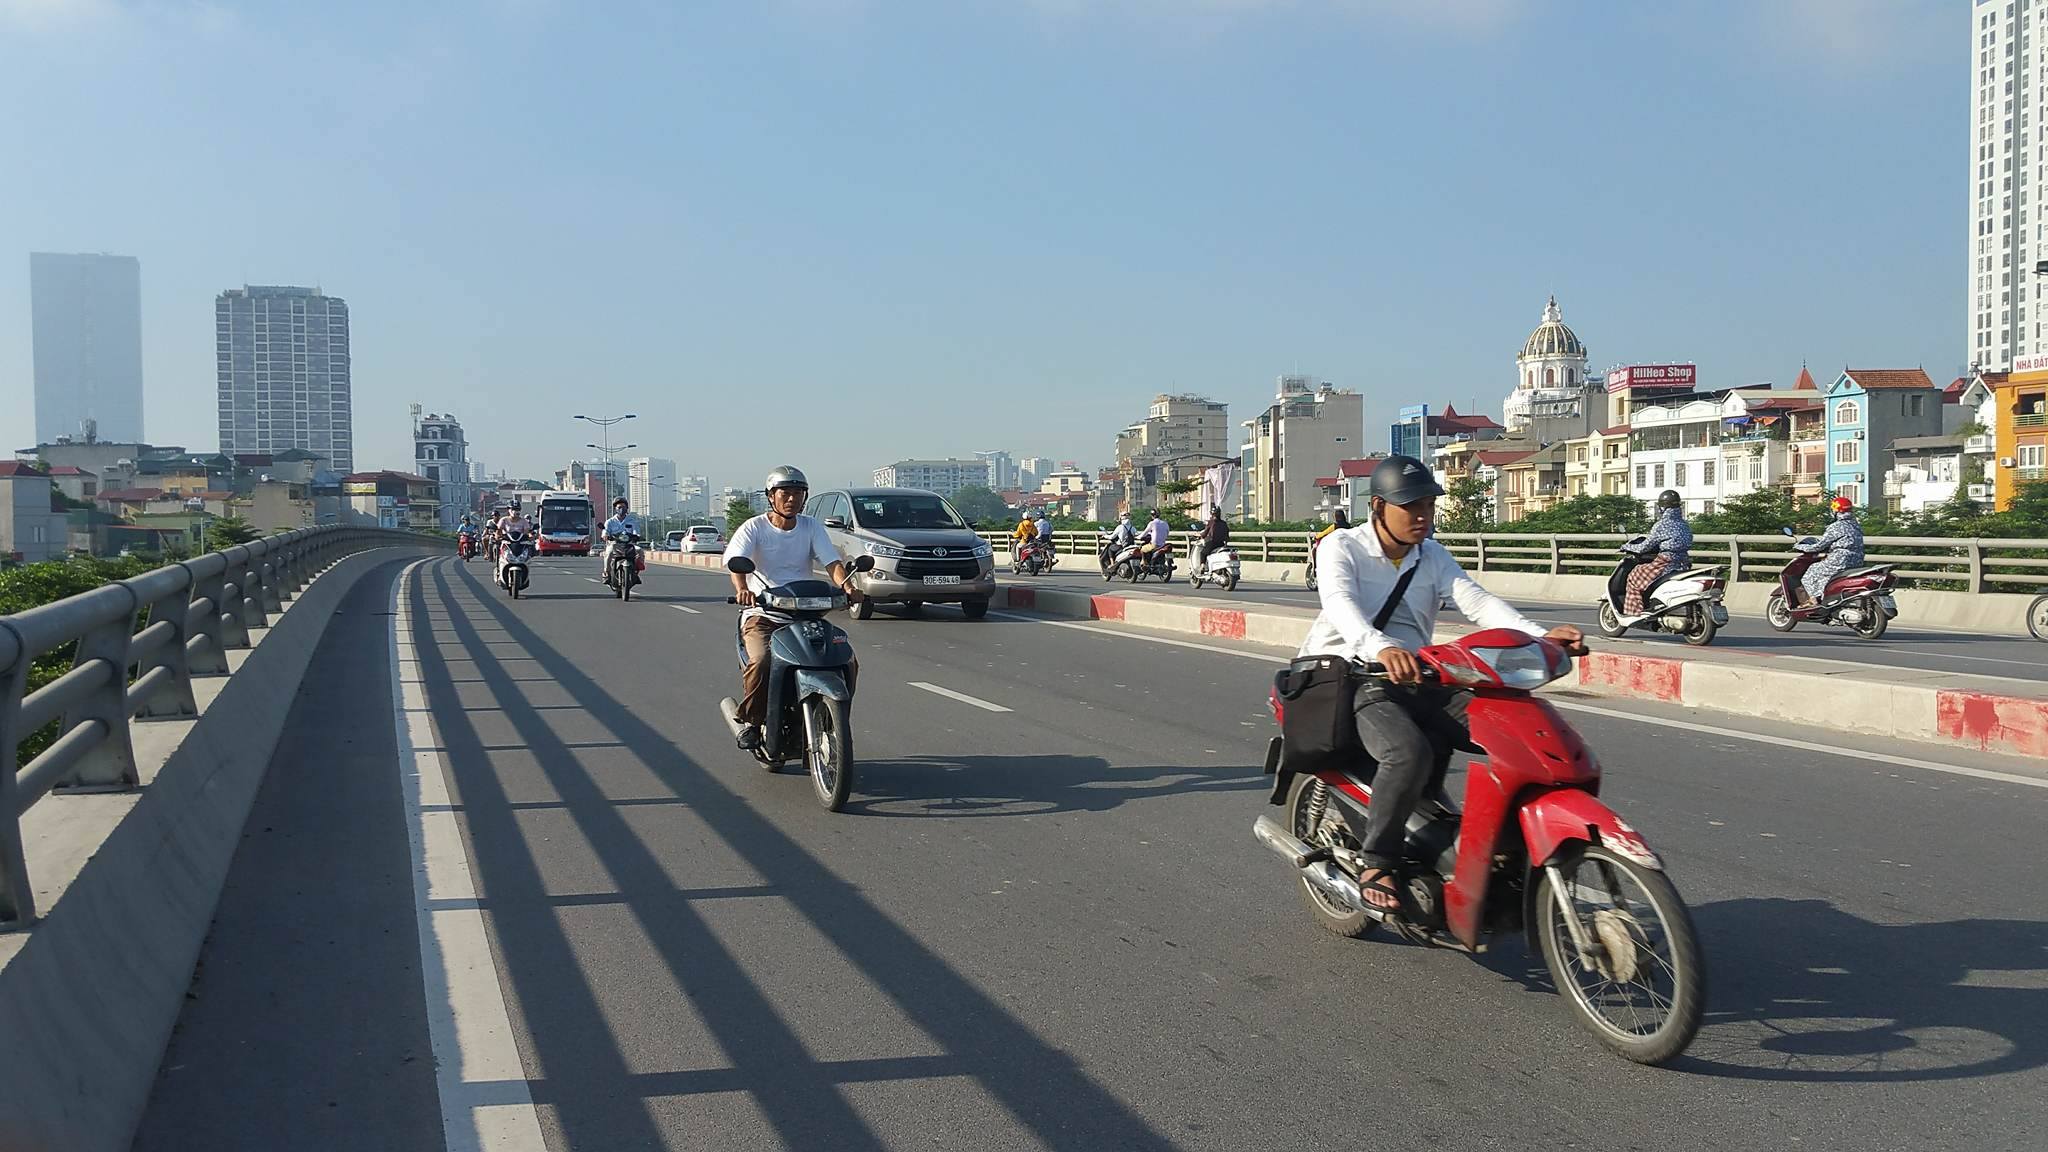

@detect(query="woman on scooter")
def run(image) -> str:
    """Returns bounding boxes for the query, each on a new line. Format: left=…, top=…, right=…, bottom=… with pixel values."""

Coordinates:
left=1798, top=496, right=1864, bottom=605
left=1625, top=490, right=1692, bottom=615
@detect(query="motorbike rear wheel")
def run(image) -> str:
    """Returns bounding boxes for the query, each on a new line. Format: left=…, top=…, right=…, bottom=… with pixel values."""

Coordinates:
left=1222, top=571, right=1238, bottom=592
left=1680, top=606, right=1717, bottom=646
left=1596, top=600, right=1629, bottom=638
left=803, top=696, right=853, bottom=812
left=2030, top=593, right=2048, bottom=641
left=1535, top=844, right=1703, bottom=1065
left=1765, top=591, right=1797, bottom=632
left=1851, top=600, right=1888, bottom=640
left=1305, top=568, right=1318, bottom=592
left=1284, top=774, right=1374, bottom=939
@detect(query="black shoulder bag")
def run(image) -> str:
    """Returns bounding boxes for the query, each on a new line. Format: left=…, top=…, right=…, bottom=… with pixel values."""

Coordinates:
left=1266, top=558, right=1421, bottom=800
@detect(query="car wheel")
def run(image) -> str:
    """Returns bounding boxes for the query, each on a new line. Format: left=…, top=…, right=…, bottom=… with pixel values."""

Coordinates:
left=962, top=598, right=990, bottom=620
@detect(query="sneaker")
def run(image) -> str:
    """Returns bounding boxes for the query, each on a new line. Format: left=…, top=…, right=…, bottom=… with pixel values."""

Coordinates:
left=736, top=725, right=761, bottom=750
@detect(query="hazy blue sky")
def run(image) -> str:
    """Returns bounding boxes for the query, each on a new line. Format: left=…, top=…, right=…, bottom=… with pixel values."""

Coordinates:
left=2, top=0, right=1959, bottom=490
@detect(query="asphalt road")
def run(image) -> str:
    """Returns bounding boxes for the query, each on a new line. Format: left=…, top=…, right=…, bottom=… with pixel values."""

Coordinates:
left=135, top=553, right=2048, bottom=1151
left=1020, top=566, right=2048, bottom=685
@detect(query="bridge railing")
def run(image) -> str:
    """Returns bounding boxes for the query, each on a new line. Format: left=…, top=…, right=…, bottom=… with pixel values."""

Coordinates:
left=976, top=530, right=2048, bottom=592
left=0, top=526, right=434, bottom=927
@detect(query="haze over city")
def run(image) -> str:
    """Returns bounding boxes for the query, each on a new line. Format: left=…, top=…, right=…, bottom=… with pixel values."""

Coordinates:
left=3, top=0, right=1957, bottom=486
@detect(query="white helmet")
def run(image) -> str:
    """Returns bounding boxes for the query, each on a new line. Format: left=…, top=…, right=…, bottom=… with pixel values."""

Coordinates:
left=764, top=465, right=809, bottom=493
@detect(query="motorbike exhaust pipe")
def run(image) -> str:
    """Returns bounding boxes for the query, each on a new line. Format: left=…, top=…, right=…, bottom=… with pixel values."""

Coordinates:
left=1254, top=815, right=1373, bottom=918
left=1254, top=814, right=1319, bottom=867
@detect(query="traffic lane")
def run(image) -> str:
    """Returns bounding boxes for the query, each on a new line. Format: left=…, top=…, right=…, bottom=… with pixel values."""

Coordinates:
left=425, top=559, right=1190, bottom=1151
left=642, top=564, right=2048, bottom=1150
left=134, top=558, right=444, bottom=1152
left=1015, top=567, right=2048, bottom=684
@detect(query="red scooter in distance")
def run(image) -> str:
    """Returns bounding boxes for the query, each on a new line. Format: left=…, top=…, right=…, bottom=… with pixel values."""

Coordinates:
left=1253, top=629, right=1704, bottom=1064
left=457, top=530, right=477, bottom=562
left=1765, top=526, right=1900, bottom=640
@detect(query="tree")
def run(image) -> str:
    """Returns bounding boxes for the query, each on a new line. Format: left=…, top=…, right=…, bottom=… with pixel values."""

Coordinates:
left=1690, top=488, right=1815, bottom=537
left=948, top=484, right=1009, bottom=525
left=1507, top=494, right=1646, bottom=535
left=724, top=496, right=757, bottom=536
left=1438, top=476, right=1494, bottom=533
left=204, top=515, right=259, bottom=547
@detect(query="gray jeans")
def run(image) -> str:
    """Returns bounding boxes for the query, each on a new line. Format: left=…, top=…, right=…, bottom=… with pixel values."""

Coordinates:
left=1352, top=684, right=1471, bottom=869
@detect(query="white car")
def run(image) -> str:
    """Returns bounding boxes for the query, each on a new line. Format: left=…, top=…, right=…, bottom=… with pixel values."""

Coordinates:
left=680, top=524, right=726, bottom=553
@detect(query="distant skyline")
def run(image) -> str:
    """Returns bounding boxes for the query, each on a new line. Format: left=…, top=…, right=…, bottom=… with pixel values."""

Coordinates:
left=29, top=251, right=143, bottom=445
left=1, top=1, right=1961, bottom=488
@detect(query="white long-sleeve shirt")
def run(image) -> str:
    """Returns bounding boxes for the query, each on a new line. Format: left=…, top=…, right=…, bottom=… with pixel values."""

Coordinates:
left=1297, top=526, right=1545, bottom=662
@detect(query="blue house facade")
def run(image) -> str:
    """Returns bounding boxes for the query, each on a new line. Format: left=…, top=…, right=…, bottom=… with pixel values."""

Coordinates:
left=1824, top=369, right=1943, bottom=508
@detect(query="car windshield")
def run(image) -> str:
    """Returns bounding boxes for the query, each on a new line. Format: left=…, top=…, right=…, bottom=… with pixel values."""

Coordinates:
left=692, top=527, right=718, bottom=538
left=851, top=494, right=967, bottom=530
left=540, top=505, right=590, bottom=534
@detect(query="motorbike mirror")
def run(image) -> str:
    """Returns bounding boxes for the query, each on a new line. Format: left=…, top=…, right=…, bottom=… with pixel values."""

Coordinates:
left=726, top=556, right=756, bottom=575
left=1780, top=526, right=1795, bottom=537
left=851, top=554, right=876, bottom=572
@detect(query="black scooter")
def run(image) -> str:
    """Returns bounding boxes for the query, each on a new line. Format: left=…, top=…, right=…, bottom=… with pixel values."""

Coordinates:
left=717, top=554, right=875, bottom=811
left=605, top=531, right=645, bottom=601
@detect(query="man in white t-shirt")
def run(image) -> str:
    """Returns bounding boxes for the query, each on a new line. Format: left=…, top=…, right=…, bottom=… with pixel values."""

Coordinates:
left=723, top=465, right=861, bottom=748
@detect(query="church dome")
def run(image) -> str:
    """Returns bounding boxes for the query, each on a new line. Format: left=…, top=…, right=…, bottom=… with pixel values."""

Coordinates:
left=1520, top=295, right=1584, bottom=360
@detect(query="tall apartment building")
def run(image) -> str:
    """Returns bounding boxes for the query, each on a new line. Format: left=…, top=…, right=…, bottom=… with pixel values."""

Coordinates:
left=975, top=450, right=1017, bottom=490
left=216, top=286, right=353, bottom=473
left=870, top=458, right=985, bottom=496
left=30, top=252, right=144, bottom=444
left=1972, top=0, right=2039, bottom=370
left=413, top=411, right=471, bottom=530
left=628, top=457, right=680, bottom=517
left=1114, top=393, right=1231, bottom=464
left=1016, top=457, right=1054, bottom=492
left=1240, top=376, right=1365, bottom=523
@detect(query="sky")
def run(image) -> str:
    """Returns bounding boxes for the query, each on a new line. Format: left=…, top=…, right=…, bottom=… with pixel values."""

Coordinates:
left=0, top=0, right=1962, bottom=492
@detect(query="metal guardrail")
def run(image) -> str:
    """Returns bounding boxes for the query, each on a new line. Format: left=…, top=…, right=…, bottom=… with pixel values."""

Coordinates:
left=0, top=526, right=437, bottom=928
left=977, top=530, right=2048, bottom=591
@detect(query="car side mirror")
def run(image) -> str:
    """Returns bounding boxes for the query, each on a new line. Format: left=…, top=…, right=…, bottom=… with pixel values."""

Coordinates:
left=823, top=517, right=846, bottom=529
left=726, top=556, right=756, bottom=575
left=852, top=555, right=876, bottom=572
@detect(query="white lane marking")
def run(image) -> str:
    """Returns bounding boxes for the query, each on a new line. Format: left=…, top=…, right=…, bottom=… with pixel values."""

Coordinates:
left=986, top=609, right=2048, bottom=787
left=671, top=604, right=702, bottom=614
left=584, top=578, right=603, bottom=584
left=908, top=681, right=1014, bottom=712
left=1548, top=700, right=2048, bottom=791
left=391, top=559, right=548, bottom=1151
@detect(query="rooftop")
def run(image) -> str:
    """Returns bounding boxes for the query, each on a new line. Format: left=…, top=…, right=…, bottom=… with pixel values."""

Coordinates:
left=1842, top=368, right=1938, bottom=391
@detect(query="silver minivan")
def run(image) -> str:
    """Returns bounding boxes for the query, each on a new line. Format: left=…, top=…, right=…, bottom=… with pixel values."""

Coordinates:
left=810, top=487, right=997, bottom=619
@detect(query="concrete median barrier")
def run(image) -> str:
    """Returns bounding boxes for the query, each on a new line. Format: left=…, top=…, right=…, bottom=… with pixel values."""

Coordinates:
left=0, top=546, right=436, bottom=1152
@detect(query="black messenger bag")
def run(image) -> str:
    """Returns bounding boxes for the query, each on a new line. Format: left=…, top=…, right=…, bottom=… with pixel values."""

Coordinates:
left=1266, top=559, right=1420, bottom=801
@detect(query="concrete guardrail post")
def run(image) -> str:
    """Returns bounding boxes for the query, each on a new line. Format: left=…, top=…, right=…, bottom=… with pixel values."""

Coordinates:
left=1968, top=539, right=1985, bottom=593
left=134, top=572, right=199, bottom=720
left=1548, top=537, right=1561, bottom=575
left=185, top=557, right=230, bottom=674
left=0, top=620, right=32, bottom=926
left=1728, top=538, right=1744, bottom=585
left=55, top=582, right=141, bottom=793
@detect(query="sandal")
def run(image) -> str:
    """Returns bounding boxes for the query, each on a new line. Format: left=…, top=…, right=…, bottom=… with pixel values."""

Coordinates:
left=1358, top=868, right=1401, bottom=913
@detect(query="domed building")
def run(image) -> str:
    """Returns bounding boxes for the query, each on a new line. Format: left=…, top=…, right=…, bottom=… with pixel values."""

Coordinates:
left=1504, top=296, right=1592, bottom=433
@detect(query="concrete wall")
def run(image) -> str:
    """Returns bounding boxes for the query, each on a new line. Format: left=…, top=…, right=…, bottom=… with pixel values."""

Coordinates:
left=0, top=544, right=437, bottom=1152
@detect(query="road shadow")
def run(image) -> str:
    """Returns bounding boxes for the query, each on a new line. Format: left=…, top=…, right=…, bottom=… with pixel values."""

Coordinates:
left=414, top=564, right=1182, bottom=1150
left=1481, top=896, right=2048, bottom=1083
left=842, top=754, right=1263, bottom=819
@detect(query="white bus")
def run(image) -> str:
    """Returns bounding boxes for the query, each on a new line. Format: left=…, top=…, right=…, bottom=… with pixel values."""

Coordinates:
left=537, top=491, right=595, bottom=556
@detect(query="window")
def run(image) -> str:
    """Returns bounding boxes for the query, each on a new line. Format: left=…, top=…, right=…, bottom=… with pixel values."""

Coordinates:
left=1909, top=394, right=1926, bottom=417
left=1833, top=399, right=1861, bottom=425
left=1837, top=483, right=1860, bottom=505
left=1674, top=462, right=1688, bottom=486
left=1703, top=460, right=1716, bottom=485
left=1545, top=368, right=1555, bottom=386
left=1635, top=465, right=1647, bottom=488
left=1834, top=440, right=1861, bottom=466
left=1653, top=464, right=1666, bottom=486
left=2021, top=444, right=2047, bottom=469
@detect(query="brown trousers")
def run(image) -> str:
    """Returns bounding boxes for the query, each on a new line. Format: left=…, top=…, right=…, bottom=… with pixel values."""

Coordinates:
left=738, top=616, right=859, bottom=724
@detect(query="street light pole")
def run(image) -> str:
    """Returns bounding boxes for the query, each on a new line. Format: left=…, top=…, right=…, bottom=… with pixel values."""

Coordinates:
left=574, top=413, right=638, bottom=506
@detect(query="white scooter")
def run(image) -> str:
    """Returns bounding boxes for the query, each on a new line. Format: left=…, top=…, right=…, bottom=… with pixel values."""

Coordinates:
left=1596, top=540, right=1729, bottom=646
left=1187, top=541, right=1240, bottom=592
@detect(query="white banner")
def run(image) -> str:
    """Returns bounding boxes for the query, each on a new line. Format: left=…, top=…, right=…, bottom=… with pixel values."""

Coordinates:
left=1200, top=461, right=1237, bottom=521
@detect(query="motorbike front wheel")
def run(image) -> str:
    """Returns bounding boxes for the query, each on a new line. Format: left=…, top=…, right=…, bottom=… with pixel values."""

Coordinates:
left=2030, top=593, right=2048, bottom=641
left=1681, top=606, right=1717, bottom=647
left=1765, top=591, right=1797, bottom=632
left=1305, top=569, right=1318, bottom=592
left=620, top=564, right=633, bottom=601
left=1534, top=844, right=1703, bottom=1065
left=1852, top=599, right=1888, bottom=640
left=803, top=695, right=853, bottom=811
left=1596, top=600, right=1629, bottom=638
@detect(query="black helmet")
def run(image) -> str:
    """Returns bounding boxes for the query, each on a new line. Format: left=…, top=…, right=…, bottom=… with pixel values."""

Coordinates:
left=1368, top=455, right=1445, bottom=506
left=1656, top=489, right=1682, bottom=510
left=613, top=496, right=628, bottom=509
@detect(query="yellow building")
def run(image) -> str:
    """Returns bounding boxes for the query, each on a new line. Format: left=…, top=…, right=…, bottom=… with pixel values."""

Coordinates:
left=1993, top=366, right=2047, bottom=509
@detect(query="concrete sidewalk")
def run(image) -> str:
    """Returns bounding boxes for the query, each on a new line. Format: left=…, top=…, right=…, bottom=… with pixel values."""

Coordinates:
left=991, top=582, right=2048, bottom=760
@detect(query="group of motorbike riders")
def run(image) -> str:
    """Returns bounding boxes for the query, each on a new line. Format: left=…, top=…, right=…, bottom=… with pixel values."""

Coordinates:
left=450, top=457, right=1871, bottom=906
left=457, top=495, right=651, bottom=593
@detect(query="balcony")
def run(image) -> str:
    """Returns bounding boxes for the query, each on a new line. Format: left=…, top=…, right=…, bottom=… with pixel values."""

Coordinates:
left=1792, top=426, right=1827, bottom=442
left=2020, top=467, right=2048, bottom=482
left=2018, top=412, right=2048, bottom=429
left=1965, top=434, right=1994, bottom=454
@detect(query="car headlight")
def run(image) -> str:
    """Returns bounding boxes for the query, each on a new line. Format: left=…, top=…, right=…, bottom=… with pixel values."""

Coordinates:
left=865, top=542, right=906, bottom=559
left=970, top=542, right=993, bottom=558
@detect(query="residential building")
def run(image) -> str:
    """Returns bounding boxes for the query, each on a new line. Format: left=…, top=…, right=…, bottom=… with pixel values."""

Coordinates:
left=216, top=286, right=353, bottom=473
left=1784, top=403, right=1831, bottom=503
left=1309, top=457, right=1387, bottom=520
left=1505, top=297, right=1592, bottom=433
left=1119, top=451, right=1234, bottom=518
left=413, top=412, right=471, bottom=530
left=1992, top=362, right=2048, bottom=508
left=1016, top=457, right=1055, bottom=493
left=1496, top=443, right=1569, bottom=523
left=1603, top=364, right=1700, bottom=428
left=555, top=459, right=623, bottom=503
left=47, top=465, right=99, bottom=504
left=1037, top=465, right=1091, bottom=496
left=1823, top=369, right=1944, bottom=507
left=246, top=479, right=316, bottom=533
left=710, top=487, right=754, bottom=519
left=974, top=450, right=1018, bottom=491
left=0, top=461, right=70, bottom=561
left=1389, top=404, right=1503, bottom=462
left=1115, top=393, right=1231, bottom=464
left=1562, top=426, right=1632, bottom=499
left=1716, top=395, right=1817, bottom=503
left=1969, top=0, right=2039, bottom=370
left=870, top=458, right=987, bottom=497
left=628, top=457, right=680, bottom=517
left=30, top=252, right=144, bottom=444
left=1626, top=389, right=1807, bottom=514
left=341, top=471, right=439, bottom=530
left=1241, top=376, right=1365, bottom=522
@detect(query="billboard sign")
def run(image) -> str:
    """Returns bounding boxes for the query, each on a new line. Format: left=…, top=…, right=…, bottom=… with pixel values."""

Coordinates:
left=1606, top=364, right=1697, bottom=393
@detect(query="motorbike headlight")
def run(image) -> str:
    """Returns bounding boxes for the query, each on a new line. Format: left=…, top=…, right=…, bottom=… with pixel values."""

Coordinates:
left=865, top=542, right=906, bottom=559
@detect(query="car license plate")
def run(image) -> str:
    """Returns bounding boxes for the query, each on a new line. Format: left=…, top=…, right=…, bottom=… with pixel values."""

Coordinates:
left=923, top=575, right=961, bottom=585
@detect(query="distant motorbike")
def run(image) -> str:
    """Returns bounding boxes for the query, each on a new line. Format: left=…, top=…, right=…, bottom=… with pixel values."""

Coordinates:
left=1106, top=538, right=1142, bottom=582
left=1012, top=537, right=1053, bottom=577
left=1131, top=541, right=1174, bottom=583
left=457, top=530, right=477, bottom=562
left=497, top=527, right=533, bottom=599
left=1595, top=540, right=1728, bottom=646
left=718, top=554, right=876, bottom=811
left=1766, top=526, right=1898, bottom=640
left=604, top=531, right=646, bottom=601
left=1188, top=542, right=1240, bottom=592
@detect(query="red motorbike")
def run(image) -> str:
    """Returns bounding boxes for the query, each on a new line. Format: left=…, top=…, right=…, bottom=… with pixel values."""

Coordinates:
left=1765, top=528, right=1898, bottom=640
left=1253, top=629, right=1704, bottom=1064
left=457, top=530, right=477, bottom=562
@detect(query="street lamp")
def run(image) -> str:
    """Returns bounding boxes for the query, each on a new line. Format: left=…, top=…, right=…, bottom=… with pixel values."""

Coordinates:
left=574, top=414, right=637, bottom=507
left=185, top=497, right=212, bottom=554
